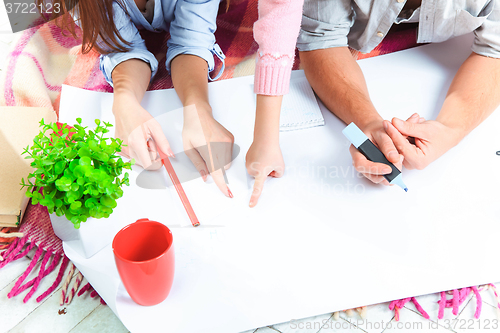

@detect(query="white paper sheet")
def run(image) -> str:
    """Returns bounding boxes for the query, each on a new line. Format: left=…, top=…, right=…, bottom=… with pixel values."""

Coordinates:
left=60, top=34, right=500, bottom=333
left=279, top=77, right=325, bottom=131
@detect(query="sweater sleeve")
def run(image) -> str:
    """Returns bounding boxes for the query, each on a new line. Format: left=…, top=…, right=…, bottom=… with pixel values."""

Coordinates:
left=253, top=0, right=305, bottom=96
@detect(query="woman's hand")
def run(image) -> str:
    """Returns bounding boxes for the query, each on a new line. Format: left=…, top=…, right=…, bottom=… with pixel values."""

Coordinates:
left=110, top=59, right=172, bottom=170
left=182, top=104, right=234, bottom=197
left=171, top=55, right=234, bottom=197
left=113, top=94, right=174, bottom=170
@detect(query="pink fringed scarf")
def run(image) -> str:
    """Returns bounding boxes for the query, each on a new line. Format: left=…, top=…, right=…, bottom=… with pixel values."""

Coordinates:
left=390, top=284, right=500, bottom=321
left=0, top=203, right=102, bottom=304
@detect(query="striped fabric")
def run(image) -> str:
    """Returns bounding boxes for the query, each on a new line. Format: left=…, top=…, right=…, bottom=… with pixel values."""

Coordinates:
left=0, top=0, right=419, bottom=114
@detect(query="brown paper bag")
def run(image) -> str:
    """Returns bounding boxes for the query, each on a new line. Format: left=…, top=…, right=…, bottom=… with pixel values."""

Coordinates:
left=0, top=107, right=57, bottom=227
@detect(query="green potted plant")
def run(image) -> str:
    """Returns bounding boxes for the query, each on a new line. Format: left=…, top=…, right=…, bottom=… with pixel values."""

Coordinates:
left=21, top=118, right=133, bottom=258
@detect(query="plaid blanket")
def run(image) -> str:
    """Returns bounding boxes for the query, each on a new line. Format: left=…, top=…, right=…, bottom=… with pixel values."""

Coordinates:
left=0, top=0, right=420, bottom=113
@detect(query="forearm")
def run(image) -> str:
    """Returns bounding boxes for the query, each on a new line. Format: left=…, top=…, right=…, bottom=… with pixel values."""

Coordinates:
left=111, top=59, right=151, bottom=111
left=171, top=54, right=211, bottom=113
left=437, top=52, right=500, bottom=143
left=300, top=47, right=381, bottom=128
left=254, top=95, right=283, bottom=144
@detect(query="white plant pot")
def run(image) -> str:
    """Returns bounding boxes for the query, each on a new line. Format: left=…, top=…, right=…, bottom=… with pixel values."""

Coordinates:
left=50, top=212, right=117, bottom=259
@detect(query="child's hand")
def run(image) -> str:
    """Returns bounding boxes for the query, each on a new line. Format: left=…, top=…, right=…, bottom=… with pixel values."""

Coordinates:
left=114, top=97, right=173, bottom=170
left=245, top=140, right=285, bottom=207
left=183, top=105, right=234, bottom=197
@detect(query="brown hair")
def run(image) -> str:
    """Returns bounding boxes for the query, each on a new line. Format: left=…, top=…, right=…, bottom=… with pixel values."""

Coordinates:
left=37, top=0, right=131, bottom=54
left=38, top=0, right=230, bottom=55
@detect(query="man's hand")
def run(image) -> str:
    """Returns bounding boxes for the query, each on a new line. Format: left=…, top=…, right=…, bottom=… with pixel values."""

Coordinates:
left=245, top=141, right=285, bottom=208
left=183, top=105, right=234, bottom=198
left=350, top=114, right=425, bottom=184
left=350, top=119, right=402, bottom=185
left=384, top=115, right=462, bottom=170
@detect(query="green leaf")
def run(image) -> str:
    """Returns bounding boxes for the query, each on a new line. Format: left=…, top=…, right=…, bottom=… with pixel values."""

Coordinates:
left=88, top=139, right=100, bottom=152
left=69, top=159, right=80, bottom=171
left=54, top=161, right=66, bottom=175
left=83, top=165, right=93, bottom=177
left=110, top=187, right=124, bottom=199
left=76, top=177, right=85, bottom=186
left=79, top=156, right=91, bottom=166
left=100, top=195, right=117, bottom=208
left=62, top=147, right=71, bottom=155
left=73, top=165, right=85, bottom=178
left=94, top=151, right=109, bottom=163
left=85, top=197, right=98, bottom=208
left=55, top=177, right=72, bottom=192
left=70, top=201, right=82, bottom=210
left=78, top=147, right=91, bottom=158
left=66, top=149, right=77, bottom=160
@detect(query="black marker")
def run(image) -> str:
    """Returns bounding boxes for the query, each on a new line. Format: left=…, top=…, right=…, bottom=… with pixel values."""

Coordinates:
left=342, top=122, right=408, bottom=192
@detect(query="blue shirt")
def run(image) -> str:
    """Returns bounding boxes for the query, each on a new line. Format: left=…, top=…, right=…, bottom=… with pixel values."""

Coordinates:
left=297, top=0, right=500, bottom=59
left=95, top=0, right=225, bottom=86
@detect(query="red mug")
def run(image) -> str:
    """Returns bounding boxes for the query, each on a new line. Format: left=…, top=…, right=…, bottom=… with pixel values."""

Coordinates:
left=112, top=218, right=175, bottom=306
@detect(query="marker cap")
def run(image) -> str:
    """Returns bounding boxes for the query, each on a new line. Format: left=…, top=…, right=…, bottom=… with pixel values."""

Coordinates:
left=342, top=123, right=368, bottom=148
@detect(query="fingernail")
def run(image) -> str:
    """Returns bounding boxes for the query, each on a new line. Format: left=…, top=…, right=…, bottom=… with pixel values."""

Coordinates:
left=200, top=170, right=207, bottom=181
left=383, top=121, right=388, bottom=130
left=249, top=200, right=255, bottom=208
left=227, top=187, right=233, bottom=198
left=388, top=151, right=398, bottom=160
left=167, top=148, right=175, bottom=158
left=411, top=113, right=418, bottom=118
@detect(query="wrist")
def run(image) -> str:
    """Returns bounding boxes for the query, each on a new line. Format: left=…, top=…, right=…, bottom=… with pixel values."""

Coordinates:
left=342, top=105, right=383, bottom=132
left=357, top=114, right=384, bottom=133
left=112, top=92, right=141, bottom=116
left=183, top=102, right=213, bottom=125
left=437, top=119, right=466, bottom=147
left=253, top=95, right=282, bottom=142
left=253, top=116, right=280, bottom=145
left=252, top=133, right=280, bottom=151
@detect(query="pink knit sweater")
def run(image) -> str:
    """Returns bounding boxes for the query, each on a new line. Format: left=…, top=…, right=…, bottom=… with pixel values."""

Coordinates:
left=253, top=0, right=305, bottom=96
